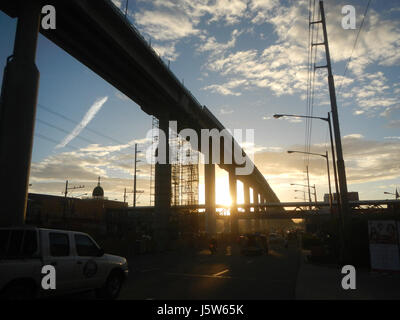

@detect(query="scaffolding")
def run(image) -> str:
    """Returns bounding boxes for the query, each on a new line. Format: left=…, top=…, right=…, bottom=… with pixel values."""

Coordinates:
left=180, top=149, right=199, bottom=206
left=171, top=130, right=199, bottom=207
left=150, top=117, right=199, bottom=207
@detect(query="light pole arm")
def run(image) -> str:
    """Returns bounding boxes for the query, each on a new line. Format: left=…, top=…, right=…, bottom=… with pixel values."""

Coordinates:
left=274, top=113, right=328, bottom=122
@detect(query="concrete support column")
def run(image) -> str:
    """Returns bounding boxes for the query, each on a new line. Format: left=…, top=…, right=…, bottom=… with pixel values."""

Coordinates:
left=204, top=155, right=216, bottom=235
left=0, top=2, right=41, bottom=226
left=253, top=188, right=259, bottom=212
left=243, top=182, right=250, bottom=214
left=243, top=182, right=252, bottom=233
left=256, top=195, right=262, bottom=232
left=154, top=115, right=171, bottom=251
left=252, top=189, right=260, bottom=232
left=229, top=168, right=239, bottom=235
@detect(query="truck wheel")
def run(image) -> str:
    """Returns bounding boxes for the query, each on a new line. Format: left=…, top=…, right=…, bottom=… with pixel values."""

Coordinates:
left=96, top=270, right=123, bottom=300
left=4, top=282, right=35, bottom=300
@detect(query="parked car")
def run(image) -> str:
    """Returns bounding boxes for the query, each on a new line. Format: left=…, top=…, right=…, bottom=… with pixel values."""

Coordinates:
left=0, top=227, right=128, bottom=300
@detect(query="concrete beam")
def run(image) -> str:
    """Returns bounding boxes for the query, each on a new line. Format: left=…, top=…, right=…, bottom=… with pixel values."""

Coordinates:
left=0, top=2, right=41, bottom=226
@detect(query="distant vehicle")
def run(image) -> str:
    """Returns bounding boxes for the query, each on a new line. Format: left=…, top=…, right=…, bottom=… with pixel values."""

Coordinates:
left=240, top=234, right=268, bottom=256
left=0, top=227, right=128, bottom=300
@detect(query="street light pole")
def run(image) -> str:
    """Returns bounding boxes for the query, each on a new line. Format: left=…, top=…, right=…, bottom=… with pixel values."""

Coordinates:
left=324, top=150, right=332, bottom=213
left=288, top=150, right=333, bottom=215
left=384, top=190, right=399, bottom=200
left=274, top=112, right=340, bottom=214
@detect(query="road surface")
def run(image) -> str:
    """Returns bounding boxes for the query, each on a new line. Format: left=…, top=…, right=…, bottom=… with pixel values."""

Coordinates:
left=120, top=242, right=301, bottom=300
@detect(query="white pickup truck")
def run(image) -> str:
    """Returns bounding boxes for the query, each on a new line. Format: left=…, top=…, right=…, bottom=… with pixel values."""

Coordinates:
left=0, top=227, right=129, bottom=300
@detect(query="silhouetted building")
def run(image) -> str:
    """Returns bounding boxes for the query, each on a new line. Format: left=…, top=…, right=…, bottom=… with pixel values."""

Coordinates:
left=92, top=176, right=104, bottom=198
left=26, top=192, right=127, bottom=226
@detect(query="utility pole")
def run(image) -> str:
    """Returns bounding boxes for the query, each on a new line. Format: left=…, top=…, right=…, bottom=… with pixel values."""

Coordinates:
left=124, top=188, right=135, bottom=205
left=313, top=1, right=349, bottom=224
left=313, top=184, right=317, bottom=205
left=133, top=144, right=137, bottom=207
left=306, top=166, right=312, bottom=210
left=63, top=180, right=84, bottom=223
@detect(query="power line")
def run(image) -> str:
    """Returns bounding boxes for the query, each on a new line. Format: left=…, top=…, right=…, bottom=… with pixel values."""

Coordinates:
left=38, top=103, right=135, bottom=147
left=36, top=118, right=97, bottom=146
left=34, top=132, right=81, bottom=151
left=36, top=117, right=135, bottom=158
left=337, top=0, right=372, bottom=97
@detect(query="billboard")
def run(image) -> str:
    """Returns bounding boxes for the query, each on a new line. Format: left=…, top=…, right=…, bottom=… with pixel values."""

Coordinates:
left=368, top=220, right=400, bottom=271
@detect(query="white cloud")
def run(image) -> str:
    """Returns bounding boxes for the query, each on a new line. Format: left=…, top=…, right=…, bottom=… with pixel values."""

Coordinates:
left=343, top=134, right=364, bottom=140
left=152, top=42, right=179, bottom=61
left=203, top=79, right=247, bottom=96
left=197, top=29, right=241, bottom=57
left=134, top=10, right=200, bottom=42
left=197, top=0, right=400, bottom=120
left=255, top=136, right=400, bottom=189
left=220, top=108, right=234, bottom=115
left=56, top=96, right=108, bottom=149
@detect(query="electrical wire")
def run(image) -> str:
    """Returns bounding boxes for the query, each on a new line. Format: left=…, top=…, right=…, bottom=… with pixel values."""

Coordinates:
left=336, top=0, right=372, bottom=97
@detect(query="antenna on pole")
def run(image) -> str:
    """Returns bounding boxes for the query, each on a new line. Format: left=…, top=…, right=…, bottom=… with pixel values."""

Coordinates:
left=62, top=180, right=84, bottom=225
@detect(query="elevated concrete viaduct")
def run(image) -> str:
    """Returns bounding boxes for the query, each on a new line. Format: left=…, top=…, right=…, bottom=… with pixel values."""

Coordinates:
left=0, top=1, right=281, bottom=246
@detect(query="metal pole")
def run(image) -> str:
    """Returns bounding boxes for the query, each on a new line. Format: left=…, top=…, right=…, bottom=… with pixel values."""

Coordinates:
left=325, top=151, right=333, bottom=215
left=314, top=184, right=317, bottom=205
left=63, top=180, right=68, bottom=224
left=306, top=166, right=312, bottom=210
left=320, top=1, right=349, bottom=222
left=133, top=143, right=137, bottom=207
left=327, top=112, right=340, bottom=212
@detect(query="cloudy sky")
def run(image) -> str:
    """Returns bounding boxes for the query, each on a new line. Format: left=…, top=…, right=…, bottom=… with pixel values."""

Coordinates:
left=0, top=0, right=399, bottom=205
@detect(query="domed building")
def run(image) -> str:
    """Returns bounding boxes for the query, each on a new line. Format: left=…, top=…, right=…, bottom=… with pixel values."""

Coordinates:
left=92, top=176, right=104, bottom=198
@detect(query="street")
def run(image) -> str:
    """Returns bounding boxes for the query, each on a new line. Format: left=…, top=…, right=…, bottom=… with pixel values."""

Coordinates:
left=119, top=242, right=301, bottom=300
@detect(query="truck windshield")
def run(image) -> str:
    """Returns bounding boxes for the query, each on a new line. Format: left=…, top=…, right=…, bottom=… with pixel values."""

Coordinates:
left=0, top=229, right=38, bottom=259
